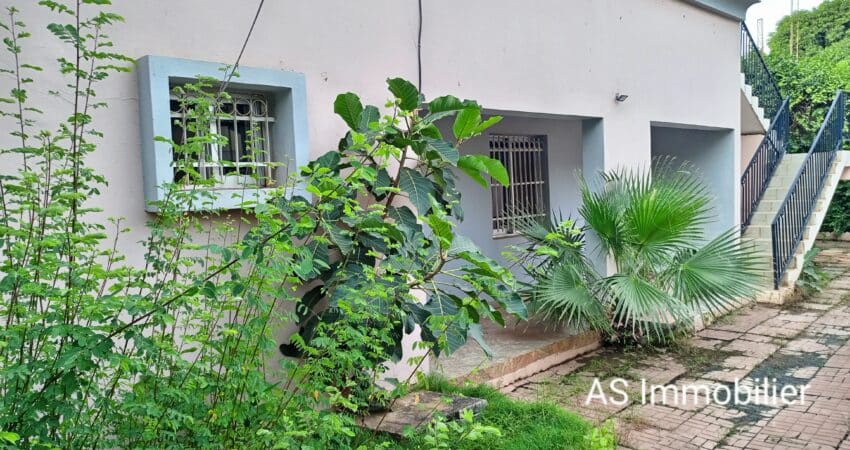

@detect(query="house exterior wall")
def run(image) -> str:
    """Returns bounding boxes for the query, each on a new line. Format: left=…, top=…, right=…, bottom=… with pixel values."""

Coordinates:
left=451, top=115, right=585, bottom=266
left=0, top=0, right=749, bottom=378
left=1, top=0, right=744, bottom=254
left=742, top=133, right=765, bottom=167
left=652, top=126, right=738, bottom=241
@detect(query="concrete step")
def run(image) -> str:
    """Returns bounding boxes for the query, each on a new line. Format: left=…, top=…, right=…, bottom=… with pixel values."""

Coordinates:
left=741, top=76, right=771, bottom=130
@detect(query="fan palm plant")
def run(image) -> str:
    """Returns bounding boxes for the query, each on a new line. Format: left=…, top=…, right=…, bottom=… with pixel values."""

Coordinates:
left=516, top=159, right=764, bottom=342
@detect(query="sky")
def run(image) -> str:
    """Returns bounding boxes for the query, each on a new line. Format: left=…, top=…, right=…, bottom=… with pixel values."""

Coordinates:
left=745, top=0, right=826, bottom=50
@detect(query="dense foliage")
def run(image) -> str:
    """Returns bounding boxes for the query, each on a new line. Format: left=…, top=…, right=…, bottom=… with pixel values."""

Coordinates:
left=766, top=0, right=850, bottom=152
left=402, top=376, right=601, bottom=450
left=514, top=160, right=763, bottom=342
left=0, top=1, right=525, bottom=448
left=823, top=181, right=850, bottom=235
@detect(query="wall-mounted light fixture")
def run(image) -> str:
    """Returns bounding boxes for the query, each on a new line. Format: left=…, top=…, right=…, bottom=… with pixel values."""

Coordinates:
left=615, top=93, right=629, bottom=102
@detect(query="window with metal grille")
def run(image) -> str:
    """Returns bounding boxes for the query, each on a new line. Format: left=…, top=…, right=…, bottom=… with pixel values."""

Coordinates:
left=169, top=90, right=274, bottom=189
left=489, top=134, right=549, bottom=237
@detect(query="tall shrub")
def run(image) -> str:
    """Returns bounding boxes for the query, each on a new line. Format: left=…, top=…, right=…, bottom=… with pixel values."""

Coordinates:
left=515, top=160, right=763, bottom=342
left=0, top=1, right=522, bottom=448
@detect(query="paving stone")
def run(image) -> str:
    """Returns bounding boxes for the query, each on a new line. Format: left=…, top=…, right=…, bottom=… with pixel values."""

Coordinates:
left=503, top=249, right=850, bottom=449
left=722, top=355, right=766, bottom=370
left=357, top=391, right=487, bottom=436
left=632, top=356, right=687, bottom=385
left=692, top=337, right=725, bottom=349
left=722, top=339, right=780, bottom=358
left=784, top=337, right=834, bottom=354
left=698, top=329, right=743, bottom=341
left=703, top=368, right=751, bottom=383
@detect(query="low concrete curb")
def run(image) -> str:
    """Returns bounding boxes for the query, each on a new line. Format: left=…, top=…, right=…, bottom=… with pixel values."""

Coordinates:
left=451, top=331, right=601, bottom=389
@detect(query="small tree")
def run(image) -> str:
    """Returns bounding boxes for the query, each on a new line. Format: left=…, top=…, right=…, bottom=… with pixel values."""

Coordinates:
left=0, top=1, right=524, bottom=447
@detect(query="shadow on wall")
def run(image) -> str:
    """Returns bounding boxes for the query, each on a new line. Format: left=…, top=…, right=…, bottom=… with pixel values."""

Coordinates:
left=650, top=124, right=736, bottom=242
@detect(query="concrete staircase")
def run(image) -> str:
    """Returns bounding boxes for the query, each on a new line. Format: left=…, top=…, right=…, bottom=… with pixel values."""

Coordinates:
left=740, top=74, right=771, bottom=133
left=743, top=152, right=848, bottom=303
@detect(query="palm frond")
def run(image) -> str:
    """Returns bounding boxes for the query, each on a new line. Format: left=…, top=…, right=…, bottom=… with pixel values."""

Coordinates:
left=529, top=263, right=609, bottom=333
left=606, top=274, right=693, bottom=341
left=622, top=158, right=712, bottom=266
left=663, top=228, right=765, bottom=316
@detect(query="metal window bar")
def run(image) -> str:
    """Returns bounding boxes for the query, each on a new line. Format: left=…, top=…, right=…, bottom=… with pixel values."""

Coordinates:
left=741, top=99, right=790, bottom=231
left=170, top=91, right=275, bottom=188
left=489, top=134, right=548, bottom=237
left=771, top=90, right=847, bottom=289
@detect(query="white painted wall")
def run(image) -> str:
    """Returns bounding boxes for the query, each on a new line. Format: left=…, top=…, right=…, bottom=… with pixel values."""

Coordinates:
left=0, top=0, right=744, bottom=256
left=0, top=0, right=748, bottom=378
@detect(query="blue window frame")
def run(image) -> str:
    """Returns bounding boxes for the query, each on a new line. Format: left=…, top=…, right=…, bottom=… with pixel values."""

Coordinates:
left=136, top=55, right=309, bottom=211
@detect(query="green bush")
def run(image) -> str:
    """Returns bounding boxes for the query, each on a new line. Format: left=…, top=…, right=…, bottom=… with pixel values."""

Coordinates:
left=822, top=181, right=850, bottom=235
left=765, top=0, right=850, bottom=152
left=0, top=1, right=525, bottom=448
left=395, top=376, right=598, bottom=450
left=514, top=159, right=763, bottom=343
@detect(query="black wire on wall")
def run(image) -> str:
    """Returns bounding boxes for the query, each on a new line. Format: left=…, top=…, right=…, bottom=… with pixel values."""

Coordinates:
left=417, top=0, right=423, bottom=92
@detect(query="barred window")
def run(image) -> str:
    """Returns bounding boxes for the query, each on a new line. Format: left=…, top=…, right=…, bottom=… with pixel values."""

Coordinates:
left=489, top=134, right=549, bottom=237
left=169, top=91, right=274, bottom=189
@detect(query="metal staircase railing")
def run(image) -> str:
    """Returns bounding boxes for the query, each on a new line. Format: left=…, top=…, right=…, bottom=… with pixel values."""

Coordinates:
left=740, top=22, right=782, bottom=120
left=739, top=22, right=788, bottom=231
left=770, top=90, right=846, bottom=289
left=741, top=99, right=790, bottom=231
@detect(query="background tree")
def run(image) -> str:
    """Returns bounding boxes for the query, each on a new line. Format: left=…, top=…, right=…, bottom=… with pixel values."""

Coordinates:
left=764, top=0, right=850, bottom=234
left=766, top=0, right=850, bottom=152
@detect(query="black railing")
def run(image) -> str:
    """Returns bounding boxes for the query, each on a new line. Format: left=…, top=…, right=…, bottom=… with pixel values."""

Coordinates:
left=741, top=99, right=790, bottom=231
left=771, top=90, right=846, bottom=288
left=741, top=22, right=782, bottom=120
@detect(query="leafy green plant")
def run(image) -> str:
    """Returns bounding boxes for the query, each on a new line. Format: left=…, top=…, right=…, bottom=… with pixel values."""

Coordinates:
left=797, top=247, right=829, bottom=296
left=413, top=409, right=502, bottom=450
left=280, top=78, right=528, bottom=404
left=0, top=1, right=521, bottom=448
left=823, top=181, right=850, bottom=235
left=516, top=159, right=763, bottom=342
left=765, top=0, right=850, bottom=153
left=584, top=419, right=617, bottom=450
left=396, top=375, right=594, bottom=450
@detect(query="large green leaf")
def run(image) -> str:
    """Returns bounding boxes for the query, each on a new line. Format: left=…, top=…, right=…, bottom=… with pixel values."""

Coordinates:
left=388, top=205, right=419, bottom=230
left=426, top=138, right=459, bottom=165
left=326, top=225, right=354, bottom=254
left=333, top=92, right=362, bottom=129
left=424, top=292, right=461, bottom=316
left=426, top=212, right=453, bottom=249
left=428, top=95, right=464, bottom=114
left=453, top=107, right=481, bottom=140
left=397, top=167, right=435, bottom=215
left=449, top=235, right=480, bottom=256
left=457, top=155, right=509, bottom=187
left=387, top=77, right=420, bottom=111
left=474, top=116, right=503, bottom=135
left=359, top=104, right=380, bottom=131
left=468, top=323, right=492, bottom=356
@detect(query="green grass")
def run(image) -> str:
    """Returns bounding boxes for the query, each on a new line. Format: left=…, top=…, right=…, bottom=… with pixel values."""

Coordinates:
left=382, top=375, right=597, bottom=450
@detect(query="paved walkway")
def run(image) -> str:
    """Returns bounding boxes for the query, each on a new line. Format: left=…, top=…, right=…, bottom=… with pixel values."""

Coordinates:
left=502, top=242, right=850, bottom=450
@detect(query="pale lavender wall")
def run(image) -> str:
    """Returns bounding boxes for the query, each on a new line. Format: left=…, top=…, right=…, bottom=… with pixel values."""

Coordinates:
left=0, top=0, right=747, bottom=379
left=1, top=0, right=743, bottom=247
left=742, top=133, right=765, bottom=167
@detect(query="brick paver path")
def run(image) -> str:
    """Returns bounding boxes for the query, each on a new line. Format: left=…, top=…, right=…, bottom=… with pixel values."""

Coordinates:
left=502, top=242, right=850, bottom=449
